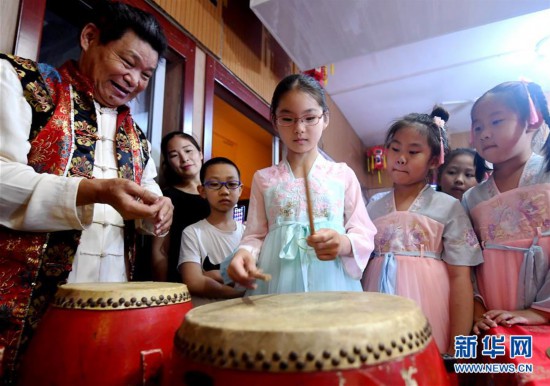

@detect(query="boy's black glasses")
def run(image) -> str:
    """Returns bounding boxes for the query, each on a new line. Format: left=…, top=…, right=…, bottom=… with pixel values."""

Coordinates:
left=203, top=180, right=242, bottom=190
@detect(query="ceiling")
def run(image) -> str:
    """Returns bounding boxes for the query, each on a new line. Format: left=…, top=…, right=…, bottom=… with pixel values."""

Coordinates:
left=250, top=0, right=550, bottom=147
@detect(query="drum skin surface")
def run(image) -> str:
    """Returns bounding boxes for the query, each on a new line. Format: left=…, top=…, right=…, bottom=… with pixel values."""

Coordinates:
left=18, top=282, right=192, bottom=386
left=171, top=292, right=451, bottom=386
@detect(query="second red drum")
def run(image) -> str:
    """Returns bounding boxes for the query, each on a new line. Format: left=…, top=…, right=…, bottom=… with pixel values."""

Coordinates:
left=18, top=282, right=192, bottom=386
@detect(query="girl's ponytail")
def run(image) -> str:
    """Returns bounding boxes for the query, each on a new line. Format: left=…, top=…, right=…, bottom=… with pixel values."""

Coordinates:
left=527, top=82, right=550, bottom=171
left=474, top=152, right=491, bottom=183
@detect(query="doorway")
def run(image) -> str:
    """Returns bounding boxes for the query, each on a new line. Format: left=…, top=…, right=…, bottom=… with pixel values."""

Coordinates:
left=212, top=94, right=272, bottom=201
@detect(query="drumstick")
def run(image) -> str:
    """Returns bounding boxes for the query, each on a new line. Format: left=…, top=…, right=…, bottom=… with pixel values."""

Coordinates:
left=303, top=166, right=315, bottom=235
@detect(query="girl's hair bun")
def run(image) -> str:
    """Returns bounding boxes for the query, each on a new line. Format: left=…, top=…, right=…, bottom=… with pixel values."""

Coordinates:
left=430, top=105, right=450, bottom=122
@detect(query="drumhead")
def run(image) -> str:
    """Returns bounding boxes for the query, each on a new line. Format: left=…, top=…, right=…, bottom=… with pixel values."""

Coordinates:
left=53, top=281, right=191, bottom=310
left=175, top=292, right=432, bottom=372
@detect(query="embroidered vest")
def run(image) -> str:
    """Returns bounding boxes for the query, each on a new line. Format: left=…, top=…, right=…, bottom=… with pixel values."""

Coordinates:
left=0, top=54, right=150, bottom=379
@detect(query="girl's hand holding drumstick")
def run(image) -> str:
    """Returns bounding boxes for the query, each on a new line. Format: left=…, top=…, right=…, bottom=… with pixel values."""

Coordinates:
left=306, top=229, right=351, bottom=261
left=303, top=167, right=352, bottom=260
left=303, top=170, right=316, bottom=235
left=251, top=270, right=272, bottom=282
left=227, top=249, right=271, bottom=289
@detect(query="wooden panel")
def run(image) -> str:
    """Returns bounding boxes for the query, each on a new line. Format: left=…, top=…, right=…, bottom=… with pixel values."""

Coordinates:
left=214, top=61, right=270, bottom=122
left=152, top=0, right=292, bottom=107
left=162, top=55, right=184, bottom=135
left=0, top=0, right=20, bottom=53
left=221, top=21, right=289, bottom=104
left=203, top=55, right=215, bottom=160
left=15, top=0, right=46, bottom=60
left=182, top=48, right=195, bottom=134
left=152, top=0, right=222, bottom=56
left=121, top=0, right=196, bottom=59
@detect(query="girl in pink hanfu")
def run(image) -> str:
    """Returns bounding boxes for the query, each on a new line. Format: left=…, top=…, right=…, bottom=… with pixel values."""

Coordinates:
left=362, top=107, right=483, bottom=354
left=227, top=74, right=376, bottom=294
left=462, top=81, right=550, bottom=334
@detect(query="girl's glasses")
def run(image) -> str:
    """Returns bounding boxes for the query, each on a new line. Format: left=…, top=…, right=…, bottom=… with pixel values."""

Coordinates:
left=275, top=114, right=324, bottom=127
left=203, top=180, right=242, bottom=190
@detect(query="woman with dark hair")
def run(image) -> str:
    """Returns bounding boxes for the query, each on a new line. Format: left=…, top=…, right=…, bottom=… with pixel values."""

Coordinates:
left=151, top=131, right=210, bottom=282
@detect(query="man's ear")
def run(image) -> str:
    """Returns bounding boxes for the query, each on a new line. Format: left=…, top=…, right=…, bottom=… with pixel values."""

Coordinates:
left=80, top=23, right=99, bottom=51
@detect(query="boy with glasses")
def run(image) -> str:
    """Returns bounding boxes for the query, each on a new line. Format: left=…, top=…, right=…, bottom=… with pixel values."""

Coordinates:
left=178, top=157, right=246, bottom=305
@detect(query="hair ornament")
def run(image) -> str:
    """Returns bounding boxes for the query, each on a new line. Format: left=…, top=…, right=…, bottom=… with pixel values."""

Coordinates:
left=520, top=79, right=540, bottom=126
left=526, top=91, right=540, bottom=125
left=433, top=116, right=445, bottom=129
left=433, top=116, right=446, bottom=166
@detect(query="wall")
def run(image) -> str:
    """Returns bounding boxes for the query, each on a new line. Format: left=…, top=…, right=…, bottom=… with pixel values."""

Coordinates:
left=449, top=131, right=471, bottom=149
left=322, top=97, right=372, bottom=187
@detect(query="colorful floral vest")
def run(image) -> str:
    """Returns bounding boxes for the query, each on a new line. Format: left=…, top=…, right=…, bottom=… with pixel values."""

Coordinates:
left=0, top=54, right=150, bottom=381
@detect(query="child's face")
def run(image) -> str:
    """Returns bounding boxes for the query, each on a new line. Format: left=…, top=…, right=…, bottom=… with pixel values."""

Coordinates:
left=199, top=163, right=242, bottom=213
left=471, top=94, right=533, bottom=165
left=386, top=126, right=438, bottom=188
left=166, top=136, right=203, bottom=181
left=274, top=89, right=328, bottom=157
left=439, top=154, right=477, bottom=200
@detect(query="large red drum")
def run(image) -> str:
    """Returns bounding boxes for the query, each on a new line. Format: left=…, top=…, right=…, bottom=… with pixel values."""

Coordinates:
left=170, top=292, right=451, bottom=386
left=19, top=282, right=192, bottom=386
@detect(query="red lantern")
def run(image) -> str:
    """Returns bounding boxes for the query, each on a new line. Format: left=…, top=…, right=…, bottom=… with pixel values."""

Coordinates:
left=366, top=146, right=386, bottom=184
left=303, top=66, right=329, bottom=86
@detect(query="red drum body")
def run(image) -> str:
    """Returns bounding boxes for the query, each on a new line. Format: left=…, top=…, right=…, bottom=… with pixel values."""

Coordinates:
left=19, top=282, right=192, bottom=386
left=170, top=292, right=451, bottom=386
left=479, top=325, right=550, bottom=386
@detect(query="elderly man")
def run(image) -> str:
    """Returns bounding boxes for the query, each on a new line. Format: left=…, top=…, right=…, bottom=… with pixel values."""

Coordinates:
left=0, top=1, right=173, bottom=379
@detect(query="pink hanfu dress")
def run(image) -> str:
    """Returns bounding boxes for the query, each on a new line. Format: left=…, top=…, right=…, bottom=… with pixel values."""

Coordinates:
left=363, top=185, right=483, bottom=352
left=462, top=154, right=550, bottom=314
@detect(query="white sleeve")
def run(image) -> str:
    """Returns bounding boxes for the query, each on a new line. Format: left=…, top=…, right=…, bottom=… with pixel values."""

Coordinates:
left=178, top=225, right=203, bottom=269
left=0, top=58, right=92, bottom=231
left=140, top=144, right=162, bottom=196
left=135, top=143, right=164, bottom=234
